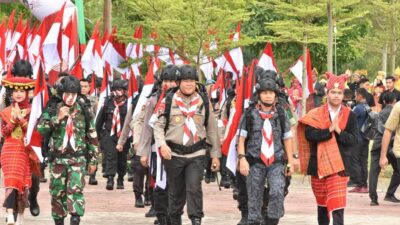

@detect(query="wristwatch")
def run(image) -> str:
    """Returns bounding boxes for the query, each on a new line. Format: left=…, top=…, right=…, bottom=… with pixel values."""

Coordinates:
left=238, top=154, right=246, bottom=159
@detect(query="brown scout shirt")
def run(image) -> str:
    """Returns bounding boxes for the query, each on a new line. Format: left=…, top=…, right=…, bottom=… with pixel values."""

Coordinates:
left=117, top=101, right=147, bottom=147
left=136, top=95, right=157, bottom=157
left=153, top=91, right=221, bottom=159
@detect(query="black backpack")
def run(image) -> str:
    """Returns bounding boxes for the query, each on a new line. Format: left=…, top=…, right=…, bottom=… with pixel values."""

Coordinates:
left=360, top=105, right=379, bottom=140
left=162, top=85, right=210, bottom=132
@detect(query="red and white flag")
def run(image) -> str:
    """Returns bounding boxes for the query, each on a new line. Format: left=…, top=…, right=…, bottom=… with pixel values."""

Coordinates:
left=62, top=12, right=79, bottom=71
left=42, top=3, right=65, bottom=73
left=0, top=20, right=6, bottom=74
left=26, top=60, right=49, bottom=162
left=102, top=27, right=127, bottom=74
left=132, top=58, right=160, bottom=117
left=126, top=65, right=139, bottom=107
left=222, top=70, right=245, bottom=174
left=81, top=20, right=103, bottom=78
left=95, top=64, right=112, bottom=120
left=289, top=48, right=314, bottom=97
left=258, top=43, right=278, bottom=72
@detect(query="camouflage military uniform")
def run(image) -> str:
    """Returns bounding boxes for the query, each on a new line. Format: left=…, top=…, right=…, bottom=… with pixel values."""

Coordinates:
left=37, top=101, right=99, bottom=220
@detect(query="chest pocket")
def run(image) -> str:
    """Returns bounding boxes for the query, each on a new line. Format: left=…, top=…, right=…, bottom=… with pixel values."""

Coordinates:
left=169, top=106, right=185, bottom=127
left=194, top=105, right=205, bottom=126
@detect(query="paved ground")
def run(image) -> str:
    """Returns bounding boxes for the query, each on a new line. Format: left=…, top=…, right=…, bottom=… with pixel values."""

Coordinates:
left=1, top=173, right=399, bottom=225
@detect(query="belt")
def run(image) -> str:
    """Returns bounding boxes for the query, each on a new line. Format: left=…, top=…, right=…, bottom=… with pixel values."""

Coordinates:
left=166, top=139, right=210, bottom=155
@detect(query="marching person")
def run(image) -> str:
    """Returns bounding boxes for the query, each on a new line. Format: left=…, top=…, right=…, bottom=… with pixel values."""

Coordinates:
left=153, top=65, right=221, bottom=225
left=37, top=75, right=99, bottom=225
left=298, top=74, right=358, bottom=225
left=237, top=78, right=294, bottom=225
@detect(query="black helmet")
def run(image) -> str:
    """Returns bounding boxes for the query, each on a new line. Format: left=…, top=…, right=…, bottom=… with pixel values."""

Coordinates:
left=12, top=60, right=33, bottom=78
left=59, top=75, right=81, bottom=93
left=256, top=67, right=278, bottom=83
left=111, top=79, right=128, bottom=91
left=160, top=65, right=178, bottom=81
left=255, top=78, right=278, bottom=94
left=177, top=65, right=198, bottom=81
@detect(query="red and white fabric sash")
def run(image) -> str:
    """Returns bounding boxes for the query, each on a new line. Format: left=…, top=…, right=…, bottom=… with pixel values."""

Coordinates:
left=111, top=100, right=125, bottom=137
left=174, top=94, right=200, bottom=145
left=259, top=111, right=275, bottom=166
left=62, top=109, right=78, bottom=152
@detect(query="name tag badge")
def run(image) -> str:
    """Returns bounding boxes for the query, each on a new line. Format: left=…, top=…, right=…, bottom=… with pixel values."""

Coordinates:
left=174, top=116, right=181, bottom=123
left=217, top=119, right=224, bottom=128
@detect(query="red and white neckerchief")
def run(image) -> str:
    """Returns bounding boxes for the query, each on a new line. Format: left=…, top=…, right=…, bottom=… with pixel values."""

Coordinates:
left=62, top=94, right=78, bottom=152
left=111, top=99, right=126, bottom=137
left=259, top=110, right=275, bottom=166
left=174, top=93, right=200, bottom=145
left=149, top=86, right=168, bottom=128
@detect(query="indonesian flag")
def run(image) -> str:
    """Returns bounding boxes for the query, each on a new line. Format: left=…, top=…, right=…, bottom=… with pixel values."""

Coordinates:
left=7, top=14, right=24, bottom=62
left=95, top=65, right=112, bottom=120
left=26, top=60, right=49, bottom=162
left=132, top=58, right=160, bottom=117
left=222, top=70, right=245, bottom=174
left=289, top=48, right=314, bottom=97
left=69, top=58, right=83, bottom=80
left=258, top=43, right=278, bottom=72
left=42, top=3, right=65, bottom=73
left=244, top=60, right=257, bottom=109
left=102, top=27, right=127, bottom=74
left=19, top=0, right=75, bottom=22
left=158, top=47, right=187, bottom=66
left=200, top=39, right=217, bottom=81
left=5, top=9, right=16, bottom=54
left=215, top=23, right=243, bottom=79
left=127, top=65, right=139, bottom=107
left=28, top=18, right=47, bottom=65
left=16, top=21, right=30, bottom=60
left=126, top=26, right=143, bottom=60
left=211, top=69, right=226, bottom=110
left=0, top=20, right=6, bottom=74
left=81, top=20, right=103, bottom=78
left=62, top=12, right=79, bottom=71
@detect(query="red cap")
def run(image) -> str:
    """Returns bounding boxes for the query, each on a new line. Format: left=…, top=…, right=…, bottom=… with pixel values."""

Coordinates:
left=326, top=72, right=347, bottom=91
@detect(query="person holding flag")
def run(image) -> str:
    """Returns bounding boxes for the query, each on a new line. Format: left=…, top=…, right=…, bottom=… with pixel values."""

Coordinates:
left=134, top=65, right=179, bottom=225
left=297, top=74, right=358, bottom=225
left=237, top=77, right=294, bottom=225
left=37, top=75, right=99, bottom=225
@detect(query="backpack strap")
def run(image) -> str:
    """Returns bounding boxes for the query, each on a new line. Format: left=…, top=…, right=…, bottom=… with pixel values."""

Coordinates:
left=162, top=88, right=178, bottom=133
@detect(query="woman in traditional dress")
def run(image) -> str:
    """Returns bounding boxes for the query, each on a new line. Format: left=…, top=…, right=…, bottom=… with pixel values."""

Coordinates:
left=1, top=76, right=35, bottom=225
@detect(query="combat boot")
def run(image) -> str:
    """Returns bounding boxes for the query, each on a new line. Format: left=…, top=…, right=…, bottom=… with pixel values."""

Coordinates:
left=54, top=218, right=64, bottom=225
left=264, top=218, right=279, bottom=225
left=191, top=217, right=201, bottom=225
left=220, top=175, right=231, bottom=188
left=145, top=206, right=156, bottom=217
left=28, top=192, right=40, bottom=216
left=156, top=216, right=168, bottom=225
left=134, top=192, right=144, bottom=208
left=106, top=176, right=114, bottom=190
left=116, top=176, right=124, bottom=189
left=70, top=215, right=80, bottom=225
left=88, top=173, right=98, bottom=185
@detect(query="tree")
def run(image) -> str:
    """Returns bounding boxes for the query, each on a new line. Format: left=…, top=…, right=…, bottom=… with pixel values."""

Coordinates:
left=117, top=0, right=258, bottom=80
left=262, top=0, right=327, bottom=116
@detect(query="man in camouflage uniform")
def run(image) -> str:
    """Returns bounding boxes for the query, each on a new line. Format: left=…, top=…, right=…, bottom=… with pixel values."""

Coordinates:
left=37, top=75, right=99, bottom=225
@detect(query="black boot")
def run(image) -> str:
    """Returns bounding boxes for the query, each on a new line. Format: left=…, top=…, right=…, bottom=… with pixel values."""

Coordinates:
left=128, top=173, right=134, bottom=182
left=134, top=192, right=144, bottom=208
left=191, top=217, right=201, bottom=225
left=170, top=216, right=182, bottom=225
left=145, top=206, right=156, bottom=217
left=88, top=173, right=98, bottom=185
left=70, top=215, right=80, bottom=225
left=54, top=218, right=64, bottom=225
left=264, top=218, right=279, bottom=225
left=156, top=215, right=168, bottom=225
left=220, top=175, right=231, bottom=189
left=106, top=176, right=114, bottom=190
left=28, top=192, right=40, bottom=216
left=237, top=211, right=248, bottom=225
left=116, top=176, right=124, bottom=189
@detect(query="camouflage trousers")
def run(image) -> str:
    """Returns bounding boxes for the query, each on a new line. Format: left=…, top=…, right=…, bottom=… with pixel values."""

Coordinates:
left=49, top=157, right=86, bottom=220
left=247, top=162, right=285, bottom=224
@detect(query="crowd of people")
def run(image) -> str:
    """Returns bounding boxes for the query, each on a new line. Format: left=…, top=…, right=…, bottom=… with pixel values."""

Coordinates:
left=0, top=59, right=400, bottom=225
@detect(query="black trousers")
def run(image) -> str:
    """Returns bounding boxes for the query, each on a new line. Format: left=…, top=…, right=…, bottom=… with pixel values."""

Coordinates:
left=164, top=155, right=205, bottom=219
left=236, top=173, right=248, bottom=213
left=132, top=155, right=146, bottom=194
left=369, top=151, right=400, bottom=201
left=318, top=206, right=344, bottom=225
left=150, top=152, right=169, bottom=217
left=101, top=138, right=128, bottom=178
left=351, top=139, right=369, bottom=187
left=30, top=174, right=40, bottom=197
